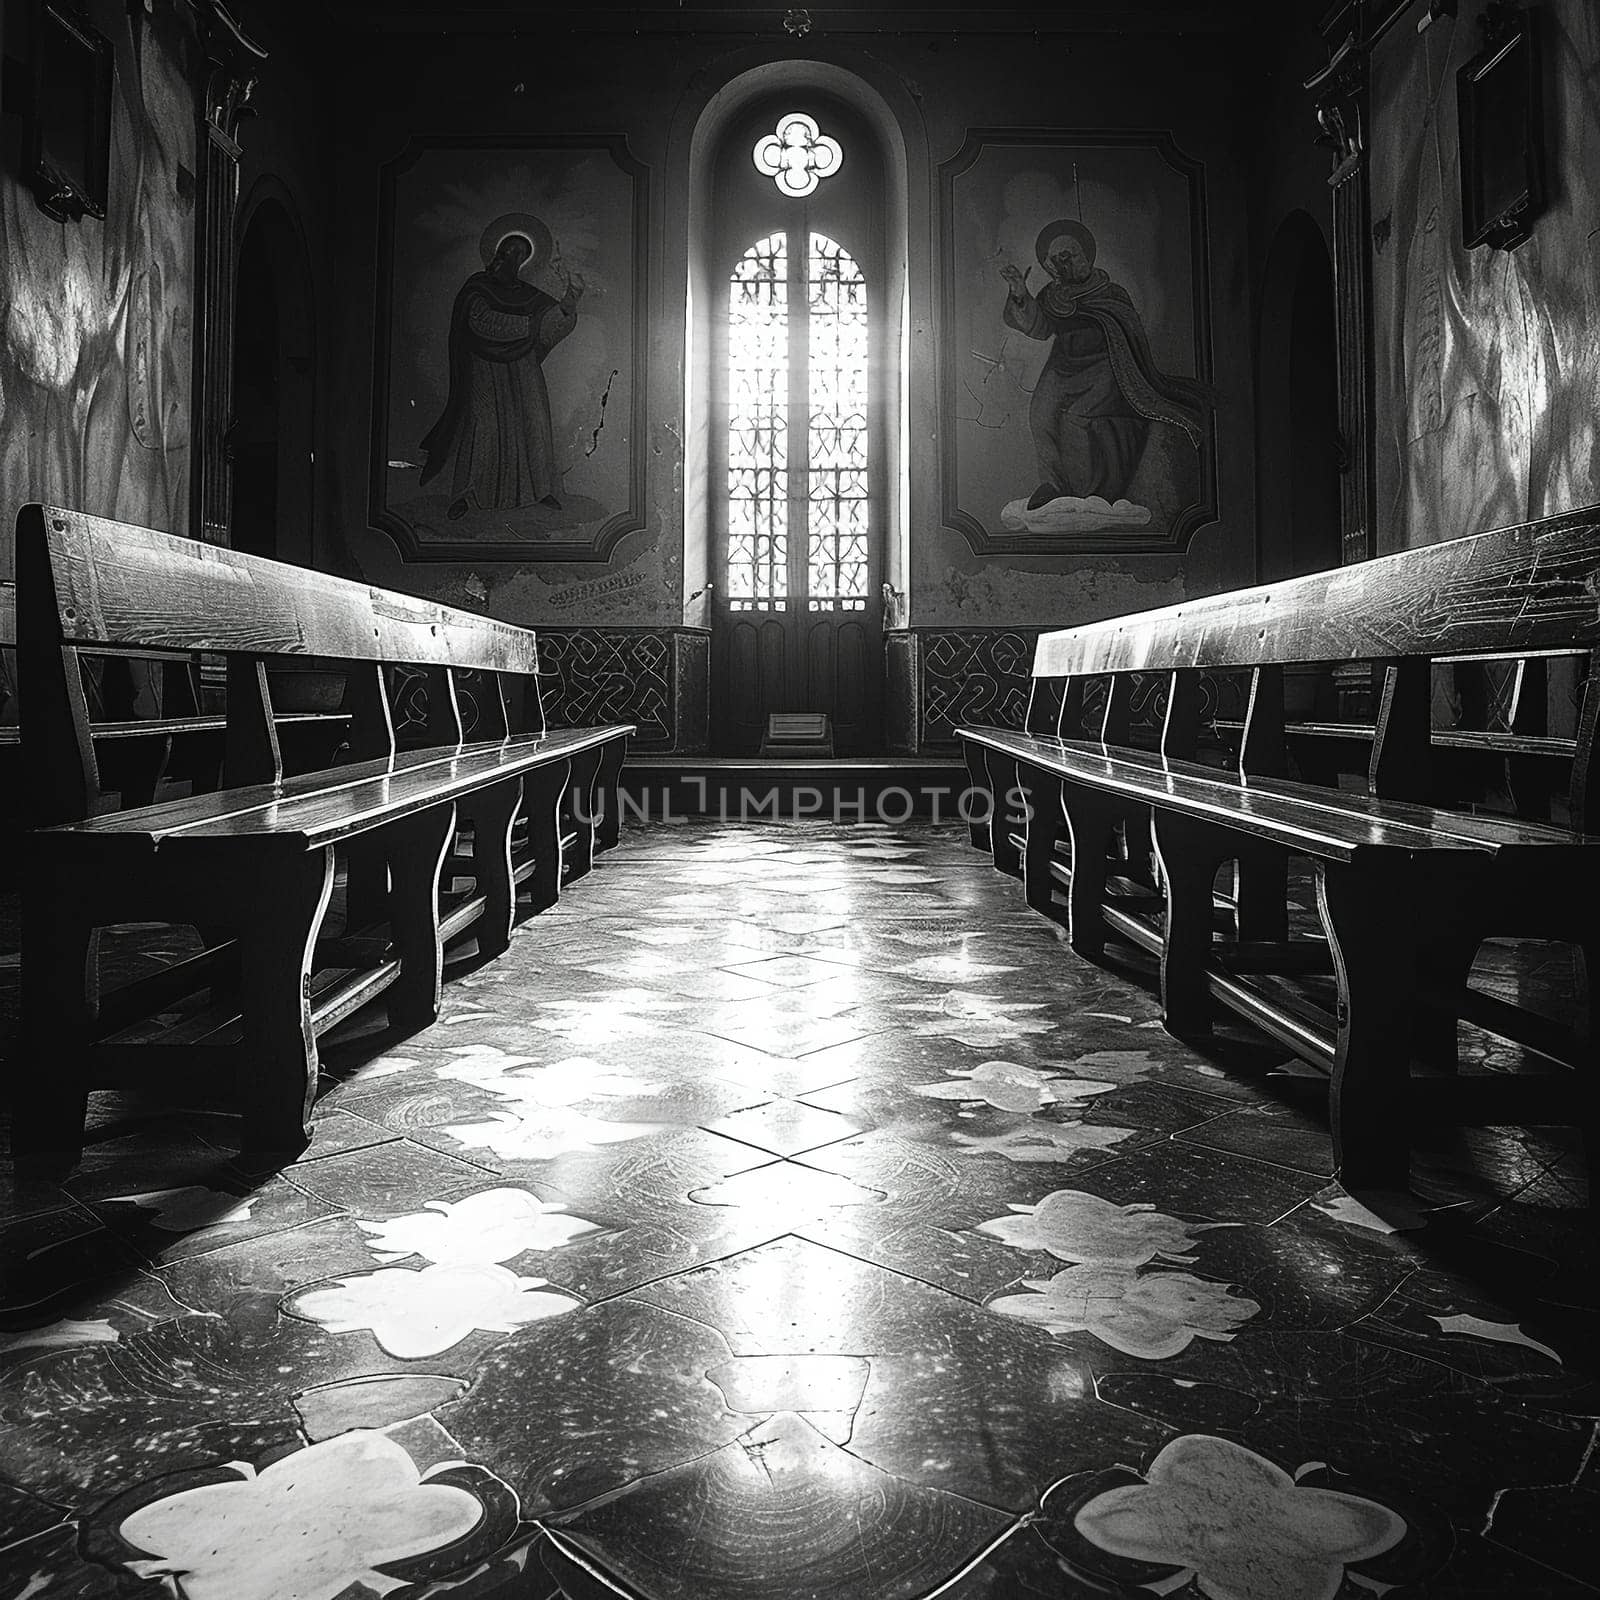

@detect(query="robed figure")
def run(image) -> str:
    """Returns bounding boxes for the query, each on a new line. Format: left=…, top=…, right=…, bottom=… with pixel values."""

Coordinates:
left=421, top=223, right=584, bottom=518
left=1001, top=220, right=1204, bottom=511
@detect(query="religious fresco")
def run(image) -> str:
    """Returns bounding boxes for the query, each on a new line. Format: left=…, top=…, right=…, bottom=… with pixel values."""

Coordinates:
left=1369, top=0, right=1600, bottom=550
left=372, top=137, right=648, bottom=562
left=940, top=133, right=1218, bottom=556
left=0, top=0, right=197, bottom=574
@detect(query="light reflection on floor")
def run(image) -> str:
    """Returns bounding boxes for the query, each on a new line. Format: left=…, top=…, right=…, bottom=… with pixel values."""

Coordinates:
left=0, top=819, right=1593, bottom=1599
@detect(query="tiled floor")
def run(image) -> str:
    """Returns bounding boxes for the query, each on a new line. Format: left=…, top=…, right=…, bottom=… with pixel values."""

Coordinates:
left=0, top=820, right=1594, bottom=1598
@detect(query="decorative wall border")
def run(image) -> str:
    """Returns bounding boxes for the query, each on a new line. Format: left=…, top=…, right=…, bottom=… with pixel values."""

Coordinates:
left=917, top=627, right=1043, bottom=748
left=897, top=627, right=1246, bottom=753
left=538, top=628, right=709, bottom=752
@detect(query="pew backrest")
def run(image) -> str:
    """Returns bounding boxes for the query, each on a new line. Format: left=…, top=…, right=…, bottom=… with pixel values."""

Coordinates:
left=17, top=504, right=549, bottom=826
left=1033, top=508, right=1600, bottom=678
left=0, top=580, right=16, bottom=733
left=1021, top=505, right=1600, bottom=829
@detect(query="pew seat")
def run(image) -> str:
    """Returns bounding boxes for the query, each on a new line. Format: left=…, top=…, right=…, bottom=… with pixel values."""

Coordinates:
left=959, top=505, right=1600, bottom=1198
left=9, top=504, right=632, bottom=1172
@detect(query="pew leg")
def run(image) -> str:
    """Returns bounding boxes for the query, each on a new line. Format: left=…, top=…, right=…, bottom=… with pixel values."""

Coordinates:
left=387, top=804, right=457, bottom=1032
left=1059, top=789, right=1119, bottom=959
left=236, top=845, right=336, bottom=1159
left=13, top=857, right=98, bottom=1172
left=1020, top=771, right=1064, bottom=921
left=1317, top=856, right=1428, bottom=1194
left=594, top=737, right=627, bottom=853
left=458, top=779, right=522, bottom=961
left=985, top=751, right=1024, bottom=879
left=565, top=747, right=602, bottom=883
left=961, top=740, right=992, bottom=852
left=522, top=759, right=571, bottom=914
left=1152, top=812, right=1228, bottom=1039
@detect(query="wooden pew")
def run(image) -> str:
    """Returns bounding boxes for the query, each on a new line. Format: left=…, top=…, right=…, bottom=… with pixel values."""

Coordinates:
left=0, top=580, right=15, bottom=745
left=1, top=578, right=350, bottom=818
left=1212, top=657, right=1579, bottom=819
left=11, top=505, right=633, bottom=1172
left=959, top=506, right=1600, bottom=1196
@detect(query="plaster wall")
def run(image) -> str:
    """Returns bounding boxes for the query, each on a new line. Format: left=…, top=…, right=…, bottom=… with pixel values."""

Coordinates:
left=321, top=24, right=1262, bottom=637
left=1243, top=8, right=1336, bottom=311
left=1370, top=0, right=1600, bottom=552
left=228, top=6, right=339, bottom=574
left=0, top=0, right=199, bottom=579
left=1240, top=6, right=1338, bottom=587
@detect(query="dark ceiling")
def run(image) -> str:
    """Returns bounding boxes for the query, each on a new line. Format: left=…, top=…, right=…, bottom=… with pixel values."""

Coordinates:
left=320, top=2, right=1285, bottom=37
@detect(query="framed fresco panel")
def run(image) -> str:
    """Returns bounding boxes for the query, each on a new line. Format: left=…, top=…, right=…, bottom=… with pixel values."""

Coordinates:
left=372, top=135, right=648, bottom=562
left=26, top=1, right=115, bottom=223
left=1457, top=3, right=1545, bottom=252
left=940, top=130, right=1217, bottom=556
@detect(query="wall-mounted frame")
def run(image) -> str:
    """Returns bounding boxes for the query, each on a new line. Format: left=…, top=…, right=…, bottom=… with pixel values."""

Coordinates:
left=371, top=134, right=650, bottom=563
left=25, top=1, right=114, bottom=223
left=1457, top=1, right=1544, bottom=251
left=938, top=129, right=1217, bottom=557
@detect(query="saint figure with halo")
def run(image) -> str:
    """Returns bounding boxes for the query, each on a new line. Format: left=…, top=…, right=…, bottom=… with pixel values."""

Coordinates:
left=999, top=218, right=1203, bottom=512
left=420, top=211, right=585, bottom=518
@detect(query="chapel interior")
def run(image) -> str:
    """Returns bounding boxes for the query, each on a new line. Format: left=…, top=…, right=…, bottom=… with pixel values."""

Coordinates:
left=0, top=2, right=1597, bottom=1597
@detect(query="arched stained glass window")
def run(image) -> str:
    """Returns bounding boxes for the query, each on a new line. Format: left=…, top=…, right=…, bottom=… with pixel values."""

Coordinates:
left=727, top=231, right=789, bottom=610
left=807, top=232, right=869, bottom=607
left=706, top=91, right=886, bottom=756
left=725, top=230, right=869, bottom=612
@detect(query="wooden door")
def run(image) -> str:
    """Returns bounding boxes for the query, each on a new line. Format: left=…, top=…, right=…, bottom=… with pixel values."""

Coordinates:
left=710, top=101, right=883, bottom=756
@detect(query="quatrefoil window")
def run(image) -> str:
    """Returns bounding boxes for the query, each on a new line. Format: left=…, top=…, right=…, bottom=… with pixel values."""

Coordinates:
left=753, top=112, right=843, bottom=198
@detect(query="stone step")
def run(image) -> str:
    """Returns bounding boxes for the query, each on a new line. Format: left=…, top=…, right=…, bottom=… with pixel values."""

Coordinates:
left=617, top=757, right=973, bottom=824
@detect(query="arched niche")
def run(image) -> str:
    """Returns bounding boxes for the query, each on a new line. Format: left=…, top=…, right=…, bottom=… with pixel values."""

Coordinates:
left=673, top=57, right=926, bottom=633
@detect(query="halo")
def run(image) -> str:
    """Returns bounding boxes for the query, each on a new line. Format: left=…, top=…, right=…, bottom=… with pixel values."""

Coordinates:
left=1034, top=219, right=1097, bottom=269
left=478, top=212, right=553, bottom=271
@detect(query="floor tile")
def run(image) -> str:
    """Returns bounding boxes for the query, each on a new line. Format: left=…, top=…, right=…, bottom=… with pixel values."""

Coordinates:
left=0, top=818, right=1591, bottom=1600
left=282, top=1138, right=496, bottom=1211
left=1172, top=1100, right=1338, bottom=1177
left=545, top=1412, right=1014, bottom=1600
left=73, top=1170, right=343, bottom=1267
left=722, top=953, right=877, bottom=988
left=694, top=1004, right=875, bottom=1058
left=441, top=1296, right=748, bottom=1516
left=703, top=1097, right=864, bottom=1157
left=632, top=1235, right=1173, bottom=1512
